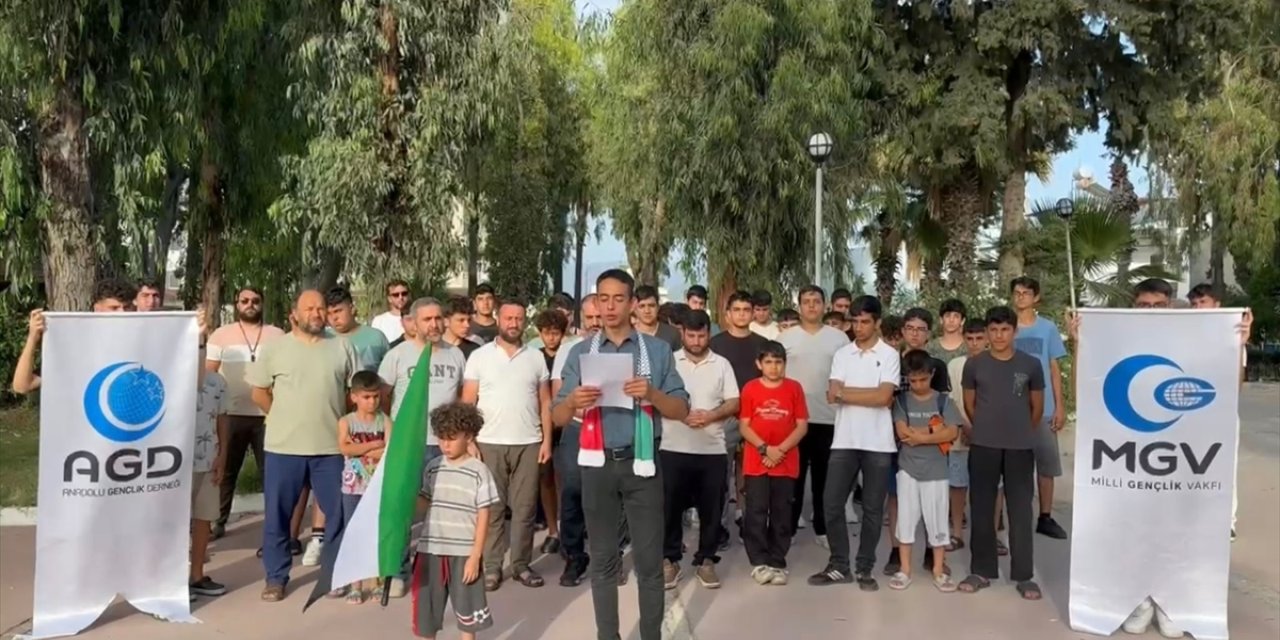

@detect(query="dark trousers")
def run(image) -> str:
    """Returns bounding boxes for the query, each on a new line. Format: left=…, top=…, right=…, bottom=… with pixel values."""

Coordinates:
left=743, top=475, right=795, bottom=569
left=969, top=445, right=1036, bottom=582
left=557, top=424, right=588, bottom=563
left=216, top=415, right=266, bottom=527
left=822, top=449, right=892, bottom=574
left=661, top=451, right=727, bottom=566
left=792, top=423, right=833, bottom=535
left=262, top=452, right=344, bottom=586
left=582, top=455, right=664, bottom=640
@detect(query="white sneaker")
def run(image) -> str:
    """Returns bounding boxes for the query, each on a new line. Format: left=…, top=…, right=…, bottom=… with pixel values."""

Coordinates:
left=1154, top=604, right=1184, bottom=638
left=751, top=565, right=773, bottom=585
left=815, top=534, right=829, bottom=549
left=797, top=515, right=808, bottom=530
left=1122, top=599, right=1154, bottom=634
left=769, top=568, right=788, bottom=586
left=302, top=538, right=324, bottom=567
left=689, top=509, right=700, bottom=527
left=388, top=577, right=406, bottom=599
left=845, top=502, right=860, bottom=524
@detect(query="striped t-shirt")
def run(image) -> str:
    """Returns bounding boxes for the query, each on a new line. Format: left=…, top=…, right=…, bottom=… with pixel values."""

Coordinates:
left=417, top=455, right=500, bottom=557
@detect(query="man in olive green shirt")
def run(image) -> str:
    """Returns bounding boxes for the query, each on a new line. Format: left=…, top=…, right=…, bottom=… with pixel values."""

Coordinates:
left=248, top=289, right=358, bottom=602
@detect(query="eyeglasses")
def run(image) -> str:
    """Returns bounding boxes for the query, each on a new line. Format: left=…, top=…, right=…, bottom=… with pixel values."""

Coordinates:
left=390, top=291, right=409, bottom=298
left=904, top=325, right=928, bottom=333
left=1135, top=301, right=1170, bottom=309
left=238, top=297, right=262, bottom=305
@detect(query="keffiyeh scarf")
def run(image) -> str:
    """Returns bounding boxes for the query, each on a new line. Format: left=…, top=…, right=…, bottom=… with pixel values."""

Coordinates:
left=578, top=331, right=656, bottom=477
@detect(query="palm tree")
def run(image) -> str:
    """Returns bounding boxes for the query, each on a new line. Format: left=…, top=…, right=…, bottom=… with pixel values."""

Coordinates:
left=855, top=189, right=947, bottom=308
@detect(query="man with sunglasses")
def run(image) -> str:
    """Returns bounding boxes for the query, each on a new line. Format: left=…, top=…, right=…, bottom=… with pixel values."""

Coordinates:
left=206, top=286, right=285, bottom=539
left=371, top=279, right=412, bottom=343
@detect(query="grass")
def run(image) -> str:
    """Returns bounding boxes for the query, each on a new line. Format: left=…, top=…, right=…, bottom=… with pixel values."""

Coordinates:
left=0, top=404, right=264, bottom=508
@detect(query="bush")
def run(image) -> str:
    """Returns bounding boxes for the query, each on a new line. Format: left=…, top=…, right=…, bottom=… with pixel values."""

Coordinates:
left=0, top=289, right=44, bottom=407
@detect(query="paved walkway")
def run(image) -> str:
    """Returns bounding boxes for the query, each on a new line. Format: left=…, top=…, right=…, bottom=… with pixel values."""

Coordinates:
left=2, top=384, right=1278, bottom=639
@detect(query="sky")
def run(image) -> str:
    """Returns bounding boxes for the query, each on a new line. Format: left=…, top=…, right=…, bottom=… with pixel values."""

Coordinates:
left=566, top=0, right=1145, bottom=297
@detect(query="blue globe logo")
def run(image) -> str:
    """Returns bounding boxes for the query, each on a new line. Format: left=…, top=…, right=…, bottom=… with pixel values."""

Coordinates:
left=83, top=362, right=167, bottom=443
left=1154, top=376, right=1216, bottom=412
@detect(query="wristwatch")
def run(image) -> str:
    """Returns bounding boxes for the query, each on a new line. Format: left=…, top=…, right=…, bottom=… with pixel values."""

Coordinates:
left=757, top=443, right=768, bottom=457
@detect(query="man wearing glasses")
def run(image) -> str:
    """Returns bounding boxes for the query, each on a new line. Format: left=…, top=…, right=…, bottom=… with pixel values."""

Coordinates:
left=372, top=279, right=412, bottom=343
left=207, top=286, right=285, bottom=538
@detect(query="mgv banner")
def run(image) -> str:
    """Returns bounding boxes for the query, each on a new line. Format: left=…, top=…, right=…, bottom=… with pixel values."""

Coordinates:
left=1071, top=308, right=1241, bottom=640
left=31, top=313, right=200, bottom=638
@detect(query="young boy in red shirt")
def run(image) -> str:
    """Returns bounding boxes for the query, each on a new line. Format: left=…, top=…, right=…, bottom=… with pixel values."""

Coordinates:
left=739, top=341, right=809, bottom=586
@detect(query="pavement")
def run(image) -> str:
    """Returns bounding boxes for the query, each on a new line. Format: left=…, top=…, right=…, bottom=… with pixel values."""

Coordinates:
left=2, top=383, right=1277, bottom=640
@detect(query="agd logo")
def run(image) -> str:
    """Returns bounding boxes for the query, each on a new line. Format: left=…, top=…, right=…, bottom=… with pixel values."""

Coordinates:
left=1093, top=354, right=1221, bottom=476
left=64, top=362, right=182, bottom=484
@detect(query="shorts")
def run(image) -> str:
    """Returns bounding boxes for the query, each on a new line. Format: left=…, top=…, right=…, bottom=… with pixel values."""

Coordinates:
left=412, top=552, right=493, bottom=637
left=190, top=471, right=219, bottom=522
left=948, top=450, right=970, bottom=488
left=894, top=471, right=950, bottom=547
left=1033, top=420, right=1062, bottom=478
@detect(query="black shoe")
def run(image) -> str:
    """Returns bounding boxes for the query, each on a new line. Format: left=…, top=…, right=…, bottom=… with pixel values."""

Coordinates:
left=541, top=536, right=561, bottom=555
left=715, top=526, right=731, bottom=552
left=289, top=538, right=303, bottom=556
left=1037, top=514, right=1068, bottom=540
left=807, top=566, right=854, bottom=586
left=882, top=548, right=901, bottom=576
left=211, top=523, right=226, bottom=540
left=559, top=559, right=587, bottom=587
left=855, top=571, right=879, bottom=591
left=190, top=576, right=227, bottom=597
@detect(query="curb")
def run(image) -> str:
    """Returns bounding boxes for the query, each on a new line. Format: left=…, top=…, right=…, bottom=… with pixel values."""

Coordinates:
left=0, top=492, right=265, bottom=527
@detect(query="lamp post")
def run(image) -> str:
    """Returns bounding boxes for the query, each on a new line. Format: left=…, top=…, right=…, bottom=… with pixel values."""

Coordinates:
left=807, top=132, right=833, bottom=285
left=1056, top=197, right=1077, bottom=309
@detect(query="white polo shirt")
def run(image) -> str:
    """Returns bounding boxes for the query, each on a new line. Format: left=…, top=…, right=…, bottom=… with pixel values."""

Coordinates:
left=661, top=350, right=739, bottom=455
left=829, top=338, right=900, bottom=452
left=371, top=310, right=404, bottom=343
left=464, top=341, right=549, bottom=445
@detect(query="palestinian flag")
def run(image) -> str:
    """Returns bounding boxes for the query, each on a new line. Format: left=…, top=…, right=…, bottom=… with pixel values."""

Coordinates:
left=305, top=346, right=432, bottom=610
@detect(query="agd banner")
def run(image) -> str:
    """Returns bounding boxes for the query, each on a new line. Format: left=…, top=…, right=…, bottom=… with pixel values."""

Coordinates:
left=31, top=313, right=200, bottom=638
left=1071, top=308, right=1241, bottom=640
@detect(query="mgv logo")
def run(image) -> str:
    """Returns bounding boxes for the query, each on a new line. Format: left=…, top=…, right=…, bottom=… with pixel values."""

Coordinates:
left=65, top=362, right=183, bottom=483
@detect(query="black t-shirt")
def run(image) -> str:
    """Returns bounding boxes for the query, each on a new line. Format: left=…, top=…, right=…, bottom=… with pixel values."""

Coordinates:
left=471, top=319, right=498, bottom=343
left=455, top=338, right=480, bottom=360
left=899, top=352, right=951, bottom=395
left=541, top=348, right=556, bottom=374
left=709, top=331, right=769, bottom=392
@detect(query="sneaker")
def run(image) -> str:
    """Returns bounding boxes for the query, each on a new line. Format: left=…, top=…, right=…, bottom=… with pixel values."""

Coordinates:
left=797, top=515, right=808, bottom=530
left=855, top=571, right=879, bottom=592
left=689, top=509, right=700, bottom=527
left=814, top=534, right=829, bottom=549
left=302, top=538, right=324, bottom=566
left=189, top=576, right=227, bottom=597
left=696, top=560, right=721, bottom=589
left=769, top=568, right=788, bottom=586
left=289, top=538, right=303, bottom=556
left=663, top=559, right=681, bottom=590
left=845, top=502, right=860, bottom=524
left=559, top=558, right=587, bottom=587
left=1122, top=599, right=1154, bottom=634
left=388, top=578, right=406, bottom=599
left=1154, top=604, right=1185, bottom=638
left=716, top=526, right=731, bottom=552
left=882, top=548, right=901, bottom=576
left=751, top=565, right=774, bottom=585
left=807, top=566, right=853, bottom=586
left=888, top=571, right=912, bottom=591
left=1037, top=514, right=1069, bottom=540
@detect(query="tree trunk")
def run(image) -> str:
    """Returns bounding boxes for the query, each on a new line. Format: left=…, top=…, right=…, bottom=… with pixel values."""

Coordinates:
left=708, top=245, right=737, bottom=325
left=196, top=150, right=225, bottom=326
left=874, top=211, right=899, bottom=308
left=1109, top=157, right=1140, bottom=283
left=998, top=167, right=1027, bottom=283
left=633, top=198, right=665, bottom=286
left=466, top=199, right=481, bottom=291
left=1210, top=214, right=1226, bottom=297
left=942, top=174, right=984, bottom=291
left=572, top=199, right=588, bottom=322
left=151, top=158, right=186, bottom=281
left=37, top=78, right=96, bottom=311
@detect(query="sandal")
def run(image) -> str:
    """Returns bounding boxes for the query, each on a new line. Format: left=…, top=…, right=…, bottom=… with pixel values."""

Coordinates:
left=371, top=585, right=384, bottom=602
left=996, top=539, right=1009, bottom=557
left=484, top=573, right=502, bottom=592
left=934, top=573, right=958, bottom=593
left=1016, top=580, right=1042, bottom=600
left=345, top=589, right=366, bottom=604
left=515, top=569, right=545, bottom=588
left=957, top=574, right=990, bottom=594
left=946, top=536, right=965, bottom=552
left=326, top=586, right=347, bottom=599
left=888, top=571, right=912, bottom=591
left=260, top=584, right=286, bottom=602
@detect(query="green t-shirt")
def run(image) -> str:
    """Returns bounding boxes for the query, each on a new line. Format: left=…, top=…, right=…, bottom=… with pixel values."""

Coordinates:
left=329, top=324, right=390, bottom=373
left=247, top=333, right=358, bottom=455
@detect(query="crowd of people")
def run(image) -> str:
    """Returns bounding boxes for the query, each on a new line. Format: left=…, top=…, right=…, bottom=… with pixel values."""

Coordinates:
left=9, top=270, right=1250, bottom=640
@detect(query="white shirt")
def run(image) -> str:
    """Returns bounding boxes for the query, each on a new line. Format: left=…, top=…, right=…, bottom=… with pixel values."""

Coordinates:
left=550, top=335, right=585, bottom=381
left=778, top=324, right=850, bottom=424
left=661, top=350, right=739, bottom=455
left=830, top=338, right=900, bottom=452
left=749, top=321, right=780, bottom=341
left=464, top=341, right=549, bottom=445
left=371, top=311, right=404, bottom=343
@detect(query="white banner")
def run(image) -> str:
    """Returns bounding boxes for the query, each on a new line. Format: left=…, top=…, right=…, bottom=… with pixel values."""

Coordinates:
left=1070, top=308, right=1241, bottom=640
left=31, top=313, right=200, bottom=638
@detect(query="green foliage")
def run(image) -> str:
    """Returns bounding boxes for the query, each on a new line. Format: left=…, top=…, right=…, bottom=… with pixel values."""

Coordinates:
left=0, top=288, right=42, bottom=407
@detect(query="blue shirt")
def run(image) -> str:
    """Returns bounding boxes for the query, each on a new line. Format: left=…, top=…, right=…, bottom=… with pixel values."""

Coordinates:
left=555, top=332, right=690, bottom=448
left=1014, top=316, right=1067, bottom=419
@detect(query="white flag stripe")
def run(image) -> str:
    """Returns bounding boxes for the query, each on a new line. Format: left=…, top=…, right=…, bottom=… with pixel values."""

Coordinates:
left=330, top=459, right=386, bottom=589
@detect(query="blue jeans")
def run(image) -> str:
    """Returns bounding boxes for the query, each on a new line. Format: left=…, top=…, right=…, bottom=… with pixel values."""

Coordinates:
left=262, top=452, right=345, bottom=586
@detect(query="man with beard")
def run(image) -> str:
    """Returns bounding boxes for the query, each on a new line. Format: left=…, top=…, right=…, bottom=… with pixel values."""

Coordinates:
left=206, top=286, right=286, bottom=539
left=462, top=298, right=553, bottom=590
left=247, top=289, right=359, bottom=603
left=371, top=279, right=411, bottom=342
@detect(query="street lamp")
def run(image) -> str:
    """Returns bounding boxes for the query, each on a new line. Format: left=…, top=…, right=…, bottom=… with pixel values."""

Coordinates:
left=807, top=132, right=834, bottom=285
left=1055, top=197, right=1078, bottom=309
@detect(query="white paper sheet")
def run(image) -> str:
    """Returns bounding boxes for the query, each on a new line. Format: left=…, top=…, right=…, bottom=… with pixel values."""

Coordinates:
left=580, top=353, right=635, bottom=409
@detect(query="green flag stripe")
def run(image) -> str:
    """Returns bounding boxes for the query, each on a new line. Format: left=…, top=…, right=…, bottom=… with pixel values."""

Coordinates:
left=376, top=344, right=432, bottom=575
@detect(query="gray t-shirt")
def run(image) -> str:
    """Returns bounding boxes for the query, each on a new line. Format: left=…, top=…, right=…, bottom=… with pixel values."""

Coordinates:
left=961, top=351, right=1045, bottom=450
left=892, top=392, right=963, bottom=481
left=417, top=455, right=500, bottom=557
left=377, top=341, right=467, bottom=445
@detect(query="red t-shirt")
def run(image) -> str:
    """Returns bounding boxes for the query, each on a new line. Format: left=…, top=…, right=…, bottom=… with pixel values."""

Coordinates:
left=739, top=378, right=809, bottom=478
